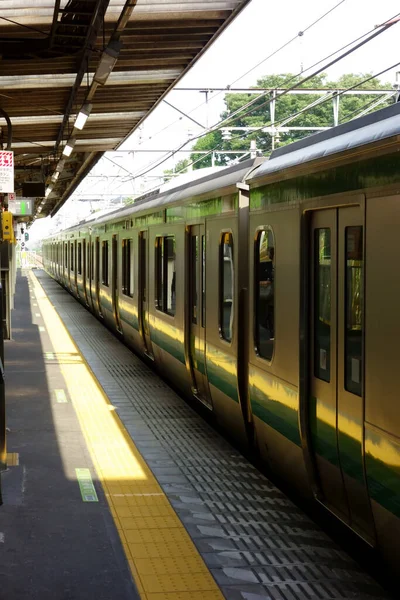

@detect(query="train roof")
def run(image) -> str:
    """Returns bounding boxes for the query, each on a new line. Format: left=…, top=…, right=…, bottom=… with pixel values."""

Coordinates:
left=248, top=101, right=400, bottom=182
left=63, top=157, right=263, bottom=232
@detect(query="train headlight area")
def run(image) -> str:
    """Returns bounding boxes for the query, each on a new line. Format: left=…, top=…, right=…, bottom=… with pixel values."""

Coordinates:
left=4, top=102, right=400, bottom=597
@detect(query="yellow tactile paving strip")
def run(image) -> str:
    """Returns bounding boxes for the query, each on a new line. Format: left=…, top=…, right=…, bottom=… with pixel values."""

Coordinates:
left=29, top=272, right=224, bottom=600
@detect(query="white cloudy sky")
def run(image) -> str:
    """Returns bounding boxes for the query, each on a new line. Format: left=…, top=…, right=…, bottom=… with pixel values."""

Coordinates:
left=31, top=0, right=400, bottom=238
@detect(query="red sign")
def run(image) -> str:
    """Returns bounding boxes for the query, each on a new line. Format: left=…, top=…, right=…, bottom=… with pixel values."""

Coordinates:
left=0, top=151, right=14, bottom=193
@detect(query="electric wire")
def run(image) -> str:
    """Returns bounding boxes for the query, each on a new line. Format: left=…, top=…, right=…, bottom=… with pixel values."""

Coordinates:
left=119, top=13, right=400, bottom=185
left=122, top=59, right=400, bottom=198
left=135, top=0, right=349, bottom=148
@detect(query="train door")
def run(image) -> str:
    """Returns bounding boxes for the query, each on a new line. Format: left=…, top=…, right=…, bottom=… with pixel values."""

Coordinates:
left=138, top=231, right=153, bottom=358
left=95, top=237, right=103, bottom=317
left=188, top=225, right=212, bottom=409
left=309, top=204, right=374, bottom=541
left=112, top=235, right=122, bottom=333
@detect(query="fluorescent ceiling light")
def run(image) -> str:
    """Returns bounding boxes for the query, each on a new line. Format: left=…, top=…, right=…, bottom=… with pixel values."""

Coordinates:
left=75, top=103, right=92, bottom=130
left=62, top=137, right=76, bottom=157
left=93, top=41, right=121, bottom=85
left=51, top=171, right=60, bottom=183
left=45, top=185, right=53, bottom=197
left=56, top=159, right=66, bottom=172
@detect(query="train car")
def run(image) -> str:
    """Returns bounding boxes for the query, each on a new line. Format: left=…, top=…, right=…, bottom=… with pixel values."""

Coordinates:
left=43, top=101, right=400, bottom=574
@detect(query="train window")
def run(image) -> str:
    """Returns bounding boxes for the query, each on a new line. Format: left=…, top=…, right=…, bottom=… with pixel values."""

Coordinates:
left=255, top=228, right=275, bottom=360
left=155, top=235, right=176, bottom=316
left=345, top=226, right=363, bottom=396
left=219, top=232, right=234, bottom=342
left=202, top=235, right=206, bottom=328
left=314, top=228, right=331, bottom=382
left=64, top=243, right=68, bottom=268
left=122, top=239, right=134, bottom=297
left=91, top=242, right=94, bottom=280
left=102, top=240, right=109, bottom=286
left=191, top=235, right=198, bottom=324
left=77, top=242, right=82, bottom=275
left=70, top=242, right=74, bottom=272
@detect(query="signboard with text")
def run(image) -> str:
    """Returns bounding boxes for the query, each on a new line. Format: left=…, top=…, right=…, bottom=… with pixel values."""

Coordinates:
left=0, top=151, right=14, bottom=193
left=8, top=198, right=32, bottom=216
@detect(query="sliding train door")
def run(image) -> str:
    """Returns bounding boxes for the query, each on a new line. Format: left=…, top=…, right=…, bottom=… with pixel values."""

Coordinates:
left=139, top=231, right=153, bottom=359
left=188, top=225, right=212, bottom=409
left=309, top=203, right=374, bottom=541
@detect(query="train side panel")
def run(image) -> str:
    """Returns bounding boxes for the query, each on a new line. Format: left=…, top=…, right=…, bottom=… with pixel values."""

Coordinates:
left=365, top=192, right=400, bottom=573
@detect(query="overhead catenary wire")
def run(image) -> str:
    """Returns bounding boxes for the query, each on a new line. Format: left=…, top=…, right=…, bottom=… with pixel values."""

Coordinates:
left=135, top=0, right=349, bottom=148
left=118, top=13, right=400, bottom=186
left=120, top=59, right=400, bottom=198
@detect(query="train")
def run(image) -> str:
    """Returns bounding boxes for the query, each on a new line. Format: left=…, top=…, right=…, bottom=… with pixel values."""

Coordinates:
left=43, top=101, right=400, bottom=573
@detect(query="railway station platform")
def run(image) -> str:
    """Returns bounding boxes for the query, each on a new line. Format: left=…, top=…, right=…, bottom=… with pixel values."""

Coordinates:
left=0, top=269, right=391, bottom=600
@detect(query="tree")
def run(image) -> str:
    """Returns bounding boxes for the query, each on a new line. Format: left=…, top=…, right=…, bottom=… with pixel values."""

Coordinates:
left=189, top=73, right=393, bottom=168
left=163, top=158, right=191, bottom=182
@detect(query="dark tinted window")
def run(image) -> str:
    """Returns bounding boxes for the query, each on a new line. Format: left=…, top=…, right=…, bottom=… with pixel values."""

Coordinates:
left=70, top=242, right=74, bottom=272
left=255, top=228, right=275, bottom=361
left=220, top=232, right=234, bottom=342
left=122, top=239, right=134, bottom=297
left=155, top=236, right=176, bottom=316
left=314, top=228, right=331, bottom=381
left=102, top=240, right=109, bottom=286
left=345, top=226, right=363, bottom=396
left=77, top=243, right=82, bottom=275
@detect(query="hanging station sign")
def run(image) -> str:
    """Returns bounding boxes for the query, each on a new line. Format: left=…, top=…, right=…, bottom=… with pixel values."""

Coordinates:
left=0, top=151, right=14, bottom=193
left=8, top=198, right=33, bottom=216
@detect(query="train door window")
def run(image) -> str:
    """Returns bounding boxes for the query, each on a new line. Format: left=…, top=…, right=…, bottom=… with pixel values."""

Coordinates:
left=64, top=243, right=67, bottom=268
left=219, top=232, right=234, bottom=342
left=91, top=242, right=94, bottom=280
left=191, top=235, right=199, bottom=324
left=202, top=235, right=206, bottom=327
left=77, top=242, right=82, bottom=275
left=255, top=228, right=275, bottom=360
left=102, top=240, right=109, bottom=286
left=122, top=239, right=134, bottom=297
left=155, top=235, right=176, bottom=316
left=314, top=228, right=331, bottom=381
left=70, top=242, right=74, bottom=272
left=345, top=226, right=363, bottom=396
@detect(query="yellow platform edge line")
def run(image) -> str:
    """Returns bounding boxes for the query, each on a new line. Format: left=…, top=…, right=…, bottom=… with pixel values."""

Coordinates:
left=29, top=271, right=224, bottom=600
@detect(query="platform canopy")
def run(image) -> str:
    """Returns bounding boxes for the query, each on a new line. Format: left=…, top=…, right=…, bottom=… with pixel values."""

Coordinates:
left=0, top=0, right=250, bottom=221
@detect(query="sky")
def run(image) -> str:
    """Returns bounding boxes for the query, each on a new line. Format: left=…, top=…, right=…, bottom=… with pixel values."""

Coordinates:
left=30, top=0, right=400, bottom=240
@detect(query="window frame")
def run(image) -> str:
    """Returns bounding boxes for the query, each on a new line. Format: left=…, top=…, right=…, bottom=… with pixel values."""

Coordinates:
left=155, top=235, right=176, bottom=317
left=219, top=230, right=234, bottom=343
left=121, top=238, right=134, bottom=297
left=254, top=225, right=275, bottom=362
left=77, top=242, right=82, bottom=275
left=101, top=240, right=109, bottom=286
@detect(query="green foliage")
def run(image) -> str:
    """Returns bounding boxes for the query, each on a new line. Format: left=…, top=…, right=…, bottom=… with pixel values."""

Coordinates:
left=190, top=73, right=393, bottom=167
left=163, top=158, right=191, bottom=182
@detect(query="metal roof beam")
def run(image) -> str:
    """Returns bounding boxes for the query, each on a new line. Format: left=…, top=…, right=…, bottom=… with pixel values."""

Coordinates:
left=54, top=0, right=111, bottom=151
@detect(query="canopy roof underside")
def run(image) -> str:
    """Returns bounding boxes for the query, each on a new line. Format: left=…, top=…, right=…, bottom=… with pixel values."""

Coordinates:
left=0, top=0, right=250, bottom=220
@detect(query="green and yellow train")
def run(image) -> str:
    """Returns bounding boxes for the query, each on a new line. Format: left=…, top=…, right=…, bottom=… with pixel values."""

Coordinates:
left=43, top=101, right=400, bottom=573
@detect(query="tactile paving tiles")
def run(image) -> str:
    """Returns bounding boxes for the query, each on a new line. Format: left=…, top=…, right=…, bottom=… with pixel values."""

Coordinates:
left=35, top=271, right=390, bottom=600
